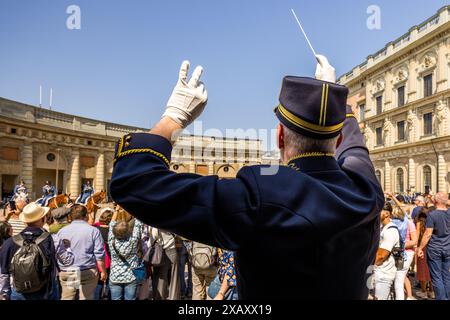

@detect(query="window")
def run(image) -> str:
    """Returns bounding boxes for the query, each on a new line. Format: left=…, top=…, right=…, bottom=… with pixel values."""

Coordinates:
left=424, top=112, right=433, bottom=135
left=397, top=86, right=405, bottom=107
left=397, top=121, right=405, bottom=141
left=359, top=104, right=365, bottom=121
left=424, top=74, right=433, bottom=97
left=46, top=153, right=56, bottom=162
left=376, top=96, right=383, bottom=114
left=423, top=165, right=432, bottom=193
left=375, top=170, right=382, bottom=184
left=376, top=127, right=383, bottom=146
left=396, top=168, right=404, bottom=193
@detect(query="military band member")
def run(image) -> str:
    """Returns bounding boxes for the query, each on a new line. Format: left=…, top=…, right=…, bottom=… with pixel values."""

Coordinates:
left=110, top=57, right=384, bottom=299
left=75, top=180, right=95, bottom=205
left=12, top=179, right=28, bottom=201
left=36, top=180, right=56, bottom=206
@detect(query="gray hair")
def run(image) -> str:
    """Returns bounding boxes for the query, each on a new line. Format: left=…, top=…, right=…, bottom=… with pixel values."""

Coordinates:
left=434, top=192, right=448, bottom=206
left=415, top=195, right=425, bottom=204
left=283, top=125, right=338, bottom=160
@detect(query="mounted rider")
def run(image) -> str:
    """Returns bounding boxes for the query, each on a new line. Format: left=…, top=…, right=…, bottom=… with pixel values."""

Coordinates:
left=12, top=179, right=29, bottom=202
left=75, top=180, right=95, bottom=205
left=36, top=180, right=57, bottom=206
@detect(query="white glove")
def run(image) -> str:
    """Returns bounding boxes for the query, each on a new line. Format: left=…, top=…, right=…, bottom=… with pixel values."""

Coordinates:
left=163, top=60, right=208, bottom=128
left=315, top=54, right=336, bottom=83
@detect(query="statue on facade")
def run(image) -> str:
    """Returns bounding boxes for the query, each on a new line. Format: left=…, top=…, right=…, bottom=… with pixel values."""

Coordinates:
left=407, top=110, right=415, bottom=131
left=435, top=99, right=447, bottom=135
left=395, top=68, right=409, bottom=84
left=375, top=79, right=385, bottom=92
left=423, top=54, right=437, bottom=68
left=362, top=127, right=373, bottom=150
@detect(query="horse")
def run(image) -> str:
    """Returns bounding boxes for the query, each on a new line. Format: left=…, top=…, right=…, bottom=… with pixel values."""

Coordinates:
left=48, top=194, right=73, bottom=209
left=86, top=191, right=107, bottom=215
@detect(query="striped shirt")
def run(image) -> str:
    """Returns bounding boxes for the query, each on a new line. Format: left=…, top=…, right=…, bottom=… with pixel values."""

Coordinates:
left=8, top=218, right=26, bottom=236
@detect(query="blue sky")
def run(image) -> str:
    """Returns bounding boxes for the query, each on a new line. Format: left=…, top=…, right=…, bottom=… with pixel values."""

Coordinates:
left=0, top=0, right=448, bottom=149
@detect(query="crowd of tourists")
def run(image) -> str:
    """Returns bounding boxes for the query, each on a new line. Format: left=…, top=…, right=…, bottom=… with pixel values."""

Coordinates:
left=0, top=200, right=237, bottom=300
left=373, top=192, right=450, bottom=300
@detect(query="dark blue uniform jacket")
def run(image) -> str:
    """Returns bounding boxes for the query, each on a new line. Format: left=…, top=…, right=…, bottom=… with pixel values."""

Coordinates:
left=110, top=107, right=383, bottom=299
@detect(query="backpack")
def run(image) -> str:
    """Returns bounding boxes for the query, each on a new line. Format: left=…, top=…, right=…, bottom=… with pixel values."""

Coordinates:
left=189, top=242, right=217, bottom=270
left=387, top=225, right=405, bottom=271
left=10, top=232, right=52, bottom=294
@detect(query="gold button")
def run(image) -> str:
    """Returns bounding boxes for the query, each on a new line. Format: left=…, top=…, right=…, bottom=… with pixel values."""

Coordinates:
left=125, top=142, right=130, bottom=147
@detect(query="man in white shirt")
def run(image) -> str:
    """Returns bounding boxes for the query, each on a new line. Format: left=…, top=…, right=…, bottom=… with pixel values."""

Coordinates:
left=374, top=201, right=400, bottom=300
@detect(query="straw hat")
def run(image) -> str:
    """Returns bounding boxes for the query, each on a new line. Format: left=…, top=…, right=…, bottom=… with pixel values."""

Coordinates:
left=19, top=202, right=50, bottom=224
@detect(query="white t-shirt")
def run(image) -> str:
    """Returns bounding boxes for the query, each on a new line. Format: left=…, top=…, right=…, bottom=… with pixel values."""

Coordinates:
left=374, top=221, right=400, bottom=279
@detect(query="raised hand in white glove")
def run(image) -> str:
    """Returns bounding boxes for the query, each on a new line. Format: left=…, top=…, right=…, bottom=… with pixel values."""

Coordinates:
left=163, top=60, right=208, bottom=128
left=315, top=54, right=336, bottom=83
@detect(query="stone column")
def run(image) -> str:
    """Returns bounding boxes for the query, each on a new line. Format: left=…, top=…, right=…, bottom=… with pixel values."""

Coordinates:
left=437, top=40, right=448, bottom=92
left=95, top=151, right=105, bottom=191
left=385, top=71, right=393, bottom=109
left=208, top=164, right=214, bottom=175
left=438, top=154, right=447, bottom=193
left=69, top=149, right=80, bottom=197
left=408, top=158, right=416, bottom=192
left=385, top=160, right=391, bottom=192
left=22, top=143, right=33, bottom=196
left=408, top=58, right=418, bottom=101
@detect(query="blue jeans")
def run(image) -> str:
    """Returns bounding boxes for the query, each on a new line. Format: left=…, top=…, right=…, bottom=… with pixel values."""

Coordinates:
left=11, top=287, right=55, bottom=300
left=109, top=281, right=138, bottom=300
left=94, top=283, right=110, bottom=300
left=427, top=250, right=450, bottom=300
left=11, top=280, right=58, bottom=300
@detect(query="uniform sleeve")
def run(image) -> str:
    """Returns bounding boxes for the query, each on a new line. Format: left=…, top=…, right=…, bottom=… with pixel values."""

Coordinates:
left=110, top=133, right=259, bottom=250
left=379, top=228, right=399, bottom=252
left=336, top=106, right=381, bottom=189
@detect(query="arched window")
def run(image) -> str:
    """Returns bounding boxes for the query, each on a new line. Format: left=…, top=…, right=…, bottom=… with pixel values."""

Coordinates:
left=396, top=168, right=404, bottom=193
left=375, top=170, right=382, bottom=185
left=423, top=165, right=432, bottom=193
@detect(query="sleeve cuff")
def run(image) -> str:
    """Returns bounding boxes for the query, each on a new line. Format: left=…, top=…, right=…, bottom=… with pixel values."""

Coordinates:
left=346, top=105, right=357, bottom=119
left=114, top=133, right=172, bottom=167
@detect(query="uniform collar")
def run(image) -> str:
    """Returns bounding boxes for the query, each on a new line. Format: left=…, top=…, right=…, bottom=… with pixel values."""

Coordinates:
left=287, top=152, right=339, bottom=173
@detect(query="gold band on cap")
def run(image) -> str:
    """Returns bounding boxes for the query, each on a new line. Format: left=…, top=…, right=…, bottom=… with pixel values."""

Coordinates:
left=277, top=104, right=344, bottom=134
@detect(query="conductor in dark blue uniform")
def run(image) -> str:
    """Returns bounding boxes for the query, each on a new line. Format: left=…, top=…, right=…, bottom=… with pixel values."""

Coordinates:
left=110, top=58, right=384, bottom=299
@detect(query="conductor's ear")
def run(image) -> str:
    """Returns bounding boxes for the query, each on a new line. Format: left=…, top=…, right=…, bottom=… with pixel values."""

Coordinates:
left=336, top=132, right=344, bottom=149
left=277, top=123, right=285, bottom=150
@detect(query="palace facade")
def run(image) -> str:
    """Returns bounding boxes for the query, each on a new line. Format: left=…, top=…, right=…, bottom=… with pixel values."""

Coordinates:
left=338, top=5, right=450, bottom=194
left=0, top=97, right=263, bottom=200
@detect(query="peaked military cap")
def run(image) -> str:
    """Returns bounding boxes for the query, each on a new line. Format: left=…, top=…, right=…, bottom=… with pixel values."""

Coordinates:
left=274, top=77, right=349, bottom=139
